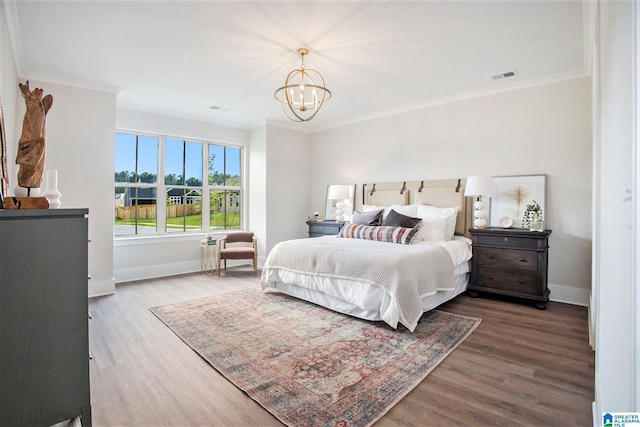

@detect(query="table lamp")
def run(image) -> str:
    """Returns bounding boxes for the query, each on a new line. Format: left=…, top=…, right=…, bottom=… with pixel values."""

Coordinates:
left=327, top=184, right=350, bottom=221
left=464, top=176, right=495, bottom=228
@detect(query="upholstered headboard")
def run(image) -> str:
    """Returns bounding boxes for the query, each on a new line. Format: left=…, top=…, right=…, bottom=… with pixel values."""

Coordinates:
left=362, top=179, right=472, bottom=238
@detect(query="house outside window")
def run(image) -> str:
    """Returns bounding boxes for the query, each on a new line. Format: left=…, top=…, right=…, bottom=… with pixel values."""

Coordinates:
left=208, top=143, right=241, bottom=230
left=165, top=138, right=203, bottom=233
left=114, top=132, right=242, bottom=237
left=114, top=134, right=158, bottom=236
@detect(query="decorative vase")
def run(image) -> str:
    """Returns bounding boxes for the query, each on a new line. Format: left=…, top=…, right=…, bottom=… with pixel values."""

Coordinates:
left=42, top=170, right=62, bottom=209
left=530, top=214, right=544, bottom=232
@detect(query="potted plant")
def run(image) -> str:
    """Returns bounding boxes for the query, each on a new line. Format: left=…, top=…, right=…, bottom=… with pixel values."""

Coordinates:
left=522, top=200, right=544, bottom=231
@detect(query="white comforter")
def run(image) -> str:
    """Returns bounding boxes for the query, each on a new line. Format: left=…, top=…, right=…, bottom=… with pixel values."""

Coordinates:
left=261, top=236, right=463, bottom=331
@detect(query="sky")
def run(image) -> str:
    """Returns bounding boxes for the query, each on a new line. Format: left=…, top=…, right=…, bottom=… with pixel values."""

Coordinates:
left=115, top=133, right=240, bottom=182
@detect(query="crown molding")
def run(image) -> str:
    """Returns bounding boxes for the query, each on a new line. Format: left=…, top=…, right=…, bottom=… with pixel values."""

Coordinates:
left=19, top=70, right=120, bottom=94
left=117, top=101, right=264, bottom=131
left=313, top=69, right=592, bottom=134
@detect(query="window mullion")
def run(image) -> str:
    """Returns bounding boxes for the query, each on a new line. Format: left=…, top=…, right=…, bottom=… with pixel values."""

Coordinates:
left=202, top=143, right=210, bottom=231
left=115, top=132, right=241, bottom=237
left=182, top=140, right=187, bottom=232
left=157, top=136, right=167, bottom=232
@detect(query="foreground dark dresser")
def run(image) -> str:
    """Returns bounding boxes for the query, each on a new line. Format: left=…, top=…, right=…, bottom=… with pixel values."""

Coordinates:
left=306, top=220, right=344, bottom=237
left=0, top=209, right=91, bottom=426
left=468, top=227, right=551, bottom=309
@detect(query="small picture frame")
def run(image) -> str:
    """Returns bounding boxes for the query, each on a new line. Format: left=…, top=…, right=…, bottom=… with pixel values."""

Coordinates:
left=489, top=175, right=546, bottom=229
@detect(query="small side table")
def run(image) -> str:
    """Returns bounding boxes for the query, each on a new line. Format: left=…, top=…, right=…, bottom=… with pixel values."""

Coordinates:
left=200, top=240, right=218, bottom=274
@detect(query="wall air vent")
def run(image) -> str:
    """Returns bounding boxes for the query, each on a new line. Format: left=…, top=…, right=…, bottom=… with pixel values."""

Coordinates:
left=210, top=105, right=231, bottom=112
left=490, top=70, right=519, bottom=80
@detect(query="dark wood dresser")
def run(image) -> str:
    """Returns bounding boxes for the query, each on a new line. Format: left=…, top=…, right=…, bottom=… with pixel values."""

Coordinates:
left=468, top=227, right=552, bottom=309
left=306, top=220, right=345, bottom=237
left=0, top=209, right=91, bottom=426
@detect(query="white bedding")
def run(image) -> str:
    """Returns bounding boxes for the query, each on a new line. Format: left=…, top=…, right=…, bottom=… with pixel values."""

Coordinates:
left=261, top=236, right=472, bottom=331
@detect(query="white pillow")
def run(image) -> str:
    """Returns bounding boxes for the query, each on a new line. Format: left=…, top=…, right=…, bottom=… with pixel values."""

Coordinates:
left=362, top=204, right=384, bottom=212
left=413, top=216, right=447, bottom=241
left=363, top=204, right=419, bottom=221
left=416, top=205, right=459, bottom=240
left=387, top=203, right=418, bottom=219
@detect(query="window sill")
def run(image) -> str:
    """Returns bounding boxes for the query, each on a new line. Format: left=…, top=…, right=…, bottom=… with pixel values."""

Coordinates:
left=114, top=231, right=228, bottom=247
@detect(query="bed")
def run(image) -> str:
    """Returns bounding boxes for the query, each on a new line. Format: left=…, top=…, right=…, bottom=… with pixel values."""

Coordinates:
left=261, top=179, right=473, bottom=332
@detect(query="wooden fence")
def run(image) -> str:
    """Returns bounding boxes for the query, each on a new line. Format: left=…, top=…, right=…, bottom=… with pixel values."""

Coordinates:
left=115, top=204, right=201, bottom=220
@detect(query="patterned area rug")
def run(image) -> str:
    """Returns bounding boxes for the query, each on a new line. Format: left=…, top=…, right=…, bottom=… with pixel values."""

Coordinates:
left=151, top=288, right=480, bottom=427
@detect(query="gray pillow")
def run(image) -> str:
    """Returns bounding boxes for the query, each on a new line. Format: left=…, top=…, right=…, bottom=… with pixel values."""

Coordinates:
left=351, top=209, right=384, bottom=226
left=382, top=209, right=422, bottom=228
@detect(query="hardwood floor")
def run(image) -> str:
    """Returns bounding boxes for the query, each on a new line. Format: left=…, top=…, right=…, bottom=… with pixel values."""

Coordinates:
left=89, top=271, right=594, bottom=426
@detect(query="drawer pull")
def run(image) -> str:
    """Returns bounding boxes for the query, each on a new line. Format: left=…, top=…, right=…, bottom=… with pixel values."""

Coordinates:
left=518, top=257, right=526, bottom=262
left=488, top=254, right=494, bottom=259
left=504, top=237, right=508, bottom=242
left=518, top=280, right=524, bottom=284
left=488, top=275, right=493, bottom=280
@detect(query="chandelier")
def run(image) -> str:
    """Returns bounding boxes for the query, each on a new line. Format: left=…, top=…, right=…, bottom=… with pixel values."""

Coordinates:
left=274, top=48, right=331, bottom=122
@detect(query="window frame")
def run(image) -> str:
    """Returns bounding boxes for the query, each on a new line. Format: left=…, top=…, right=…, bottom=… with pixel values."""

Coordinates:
left=114, top=131, right=243, bottom=239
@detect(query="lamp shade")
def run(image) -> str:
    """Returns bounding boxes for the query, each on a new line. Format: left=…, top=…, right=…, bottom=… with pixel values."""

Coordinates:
left=327, top=184, right=350, bottom=200
left=464, top=176, right=495, bottom=197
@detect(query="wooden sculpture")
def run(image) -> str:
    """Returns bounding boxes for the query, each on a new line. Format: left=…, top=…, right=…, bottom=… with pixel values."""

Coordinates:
left=15, top=81, right=53, bottom=190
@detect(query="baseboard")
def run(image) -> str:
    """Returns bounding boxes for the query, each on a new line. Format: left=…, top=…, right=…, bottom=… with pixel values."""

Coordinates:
left=593, top=371, right=601, bottom=427
left=114, top=260, right=201, bottom=283
left=109, top=262, right=587, bottom=306
left=88, top=278, right=116, bottom=298
left=114, top=259, right=257, bottom=284
left=548, top=283, right=590, bottom=306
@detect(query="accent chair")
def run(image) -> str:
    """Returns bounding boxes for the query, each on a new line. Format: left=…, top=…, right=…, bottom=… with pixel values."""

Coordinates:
left=217, top=231, right=258, bottom=276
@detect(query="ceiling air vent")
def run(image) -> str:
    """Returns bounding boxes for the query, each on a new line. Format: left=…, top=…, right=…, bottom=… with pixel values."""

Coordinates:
left=210, top=105, right=231, bottom=112
left=490, top=70, right=519, bottom=80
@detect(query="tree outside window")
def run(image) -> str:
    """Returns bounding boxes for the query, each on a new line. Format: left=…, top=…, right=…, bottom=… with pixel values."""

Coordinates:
left=114, top=132, right=242, bottom=237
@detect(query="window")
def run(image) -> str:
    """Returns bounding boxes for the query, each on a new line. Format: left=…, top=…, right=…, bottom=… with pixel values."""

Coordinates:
left=114, top=132, right=242, bottom=237
left=208, top=144, right=241, bottom=229
left=114, top=134, right=158, bottom=236
left=165, top=138, right=203, bottom=233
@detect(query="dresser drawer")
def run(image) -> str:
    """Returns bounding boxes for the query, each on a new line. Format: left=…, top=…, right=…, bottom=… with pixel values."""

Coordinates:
left=469, top=228, right=551, bottom=308
left=473, top=233, right=545, bottom=250
left=307, top=220, right=344, bottom=237
left=475, top=267, right=538, bottom=294
left=474, top=248, right=538, bottom=271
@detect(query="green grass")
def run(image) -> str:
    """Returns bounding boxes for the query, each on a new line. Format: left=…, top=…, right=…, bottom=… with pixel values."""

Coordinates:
left=115, top=212, right=240, bottom=230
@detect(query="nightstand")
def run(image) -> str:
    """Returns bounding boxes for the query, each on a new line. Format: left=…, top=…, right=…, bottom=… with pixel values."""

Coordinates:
left=306, top=220, right=345, bottom=238
left=468, top=227, right=552, bottom=309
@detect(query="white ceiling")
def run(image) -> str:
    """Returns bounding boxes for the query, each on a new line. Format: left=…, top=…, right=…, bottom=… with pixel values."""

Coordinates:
left=3, top=1, right=589, bottom=133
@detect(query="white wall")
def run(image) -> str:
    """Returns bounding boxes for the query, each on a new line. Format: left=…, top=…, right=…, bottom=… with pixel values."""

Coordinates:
left=0, top=8, right=116, bottom=295
left=9, top=81, right=117, bottom=297
left=264, top=124, right=311, bottom=250
left=0, top=3, right=17, bottom=176
left=593, top=0, right=636, bottom=419
left=248, top=124, right=311, bottom=263
left=310, top=77, right=592, bottom=305
left=113, top=109, right=249, bottom=285
left=1, top=6, right=116, bottom=297
left=248, top=125, right=268, bottom=262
